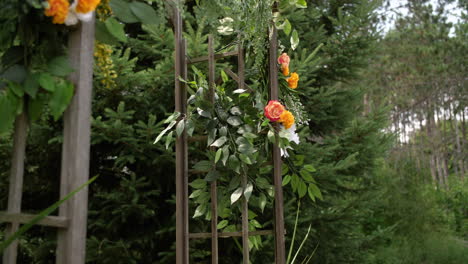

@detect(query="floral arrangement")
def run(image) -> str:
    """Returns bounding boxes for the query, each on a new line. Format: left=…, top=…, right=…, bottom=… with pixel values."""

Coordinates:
left=45, top=0, right=101, bottom=25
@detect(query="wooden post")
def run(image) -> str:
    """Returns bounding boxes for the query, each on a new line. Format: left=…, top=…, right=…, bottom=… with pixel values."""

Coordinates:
left=56, top=15, right=95, bottom=264
left=208, top=35, right=219, bottom=264
left=2, top=113, right=28, bottom=264
left=269, top=24, right=286, bottom=264
left=174, top=4, right=189, bottom=264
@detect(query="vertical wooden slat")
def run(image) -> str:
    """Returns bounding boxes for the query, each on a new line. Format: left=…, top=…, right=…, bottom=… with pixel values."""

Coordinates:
left=208, top=35, right=219, bottom=264
left=56, top=15, right=95, bottom=264
left=238, top=40, right=250, bottom=264
left=2, top=113, right=28, bottom=263
left=174, top=4, right=189, bottom=264
left=269, top=24, right=286, bottom=264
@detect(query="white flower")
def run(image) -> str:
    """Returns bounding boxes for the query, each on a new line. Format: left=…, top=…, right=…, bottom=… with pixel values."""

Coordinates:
left=64, top=1, right=94, bottom=26
left=217, top=17, right=234, bottom=35
left=280, top=124, right=300, bottom=157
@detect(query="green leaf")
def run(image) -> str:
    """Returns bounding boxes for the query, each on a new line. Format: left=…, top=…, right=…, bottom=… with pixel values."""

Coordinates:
left=8, top=82, right=24, bottom=97
left=24, top=72, right=39, bottom=98
left=283, top=19, right=292, bottom=35
left=38, top=72, right=55, bottom=92
left=49, top=80, right=74, bottom=121
left=217, top=220, right=229, bottom=229
left=222, top=146, right=230, bottom=165
left=300, top=169, right=314, bottom=182
left=190, top=179, right=207, bottom=189
left=291, top=174, right=300, bottom=192
left=193, top=204, right=206, bottom=218
left=154, top=120, right=176, bottom=143
left=243, top=132, right=258, bottom=139
left=220, top=70, right=229, bottom=83
left=109, top=0, right=139, bottom=23
left=95, top=20, right=120, bottom=45
left=176, top=120, right=185, bottom=137
left=304, top=164, right=316, bottom=172
left=239, top=153, right=253, bottom=165
left=211, top=136, right=227, bottom=147
left=230, top=106, right=241, bottom=115
left=244, top=183, right=253, bottom=201
left=164, top=112, right=181, bottom=124
left=0, top=175, right=98, bottom=252
left=282, top=175, right=291, bottom=186
left=197, top=107, right=211, bottom=118
left=296, top=0, right=307, bottom=8
left=259, top=193, right=267, bottom=213
left=298, top=180, right=307, bottom=198
left=1, top=65, right=27, bottom=83
left=186, top=119, right=195, bottom=136
left=105, top=17, right=127, bottom=43
left=255, top=177, right=270, bottom=189
left=204, top=170, right=220, bottom=182
left=219, top=126, right=227, bottom=137
left=0, top=91, right=17, bottom=134
left=215, top=148, right=223, bottom=163
left=308, top=183, right=323, bottom=201
left=130, top=1, right=160, bottom=25
left=291, top=29, right=299, bottom=50
left=165, top=131, right=173, bottom=149
left=28, top=94, right=47, bottom=122
left=189, top=189, right=203, bottom=199
left=250, top=219, right=262, bottom=228
left=231, top=187, right=243, bottom=204
left=228, top=155, right=240, bottom=174
left=193, top=160, right=212, bottom=172
left=227, top=116, right=242, bottom=126
left=48, top=56, right=74, bottom=77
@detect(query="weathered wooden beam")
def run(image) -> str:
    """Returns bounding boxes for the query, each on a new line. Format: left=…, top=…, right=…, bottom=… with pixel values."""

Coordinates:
left=189, top=230, right=274, bottom=239
left=237, top=39, right=250, bottom=264
left=3, top=112, right=28, bottom=264
left=208, top=35, right=219, bottom=264
left=269, top=22, right=286, bottom=264
left=56, top=15, right=95, bottom=264
left=0, top=212, right=69, bottom=228
left=187, top=50, right=238, bottom=64
left=223, top=68, right=254, bottom=93
left=174, top=4, right=189, bottom=264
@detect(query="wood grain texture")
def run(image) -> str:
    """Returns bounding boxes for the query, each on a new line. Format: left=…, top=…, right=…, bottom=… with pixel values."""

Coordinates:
left=269, top=23, right=286, bottom=264
left=3, top=113, right=28, bottom=264
left=0, top=212, right=69, bottom=228
left=56, top=16, right=95, bottom=264
left=208, top=35, right=219, bottom=264
left=174, top=5, right=189, bottom=264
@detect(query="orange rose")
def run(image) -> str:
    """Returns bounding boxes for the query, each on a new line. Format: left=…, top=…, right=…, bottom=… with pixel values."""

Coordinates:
left=279, top=110, right=295, bottom=129
left=45, top=0, right=70, bottom=24
left=277, top=53, right=290, bottom=76
left=264, top=100, right=285, bottom=122
left=287, top=72, right=299, bottom=89
left=76, top=0, right=101, bottom=13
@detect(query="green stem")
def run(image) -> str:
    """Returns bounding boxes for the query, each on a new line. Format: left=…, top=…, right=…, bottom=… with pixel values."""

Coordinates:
left=287, top=199, right=301, bottom=264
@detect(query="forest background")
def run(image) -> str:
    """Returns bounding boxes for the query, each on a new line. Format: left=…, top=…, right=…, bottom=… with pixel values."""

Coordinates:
left=0, top=0, right=466, bottom=263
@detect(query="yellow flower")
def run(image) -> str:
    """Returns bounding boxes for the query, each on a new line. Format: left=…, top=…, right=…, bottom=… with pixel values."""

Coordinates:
left=287, top=72, right=299, bottom=89
left=76, top=0, right=101, bottom=14
left=279, top=110, right=295, bottom=129
left=44, top=0, right=70, bottom=24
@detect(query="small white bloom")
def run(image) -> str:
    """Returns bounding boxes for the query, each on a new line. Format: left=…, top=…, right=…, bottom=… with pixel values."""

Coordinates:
left=64, top=11, right=78, bottom=26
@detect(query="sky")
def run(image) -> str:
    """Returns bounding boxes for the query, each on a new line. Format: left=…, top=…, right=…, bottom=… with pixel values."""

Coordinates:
left=378, top=0, right=464, bottom=34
